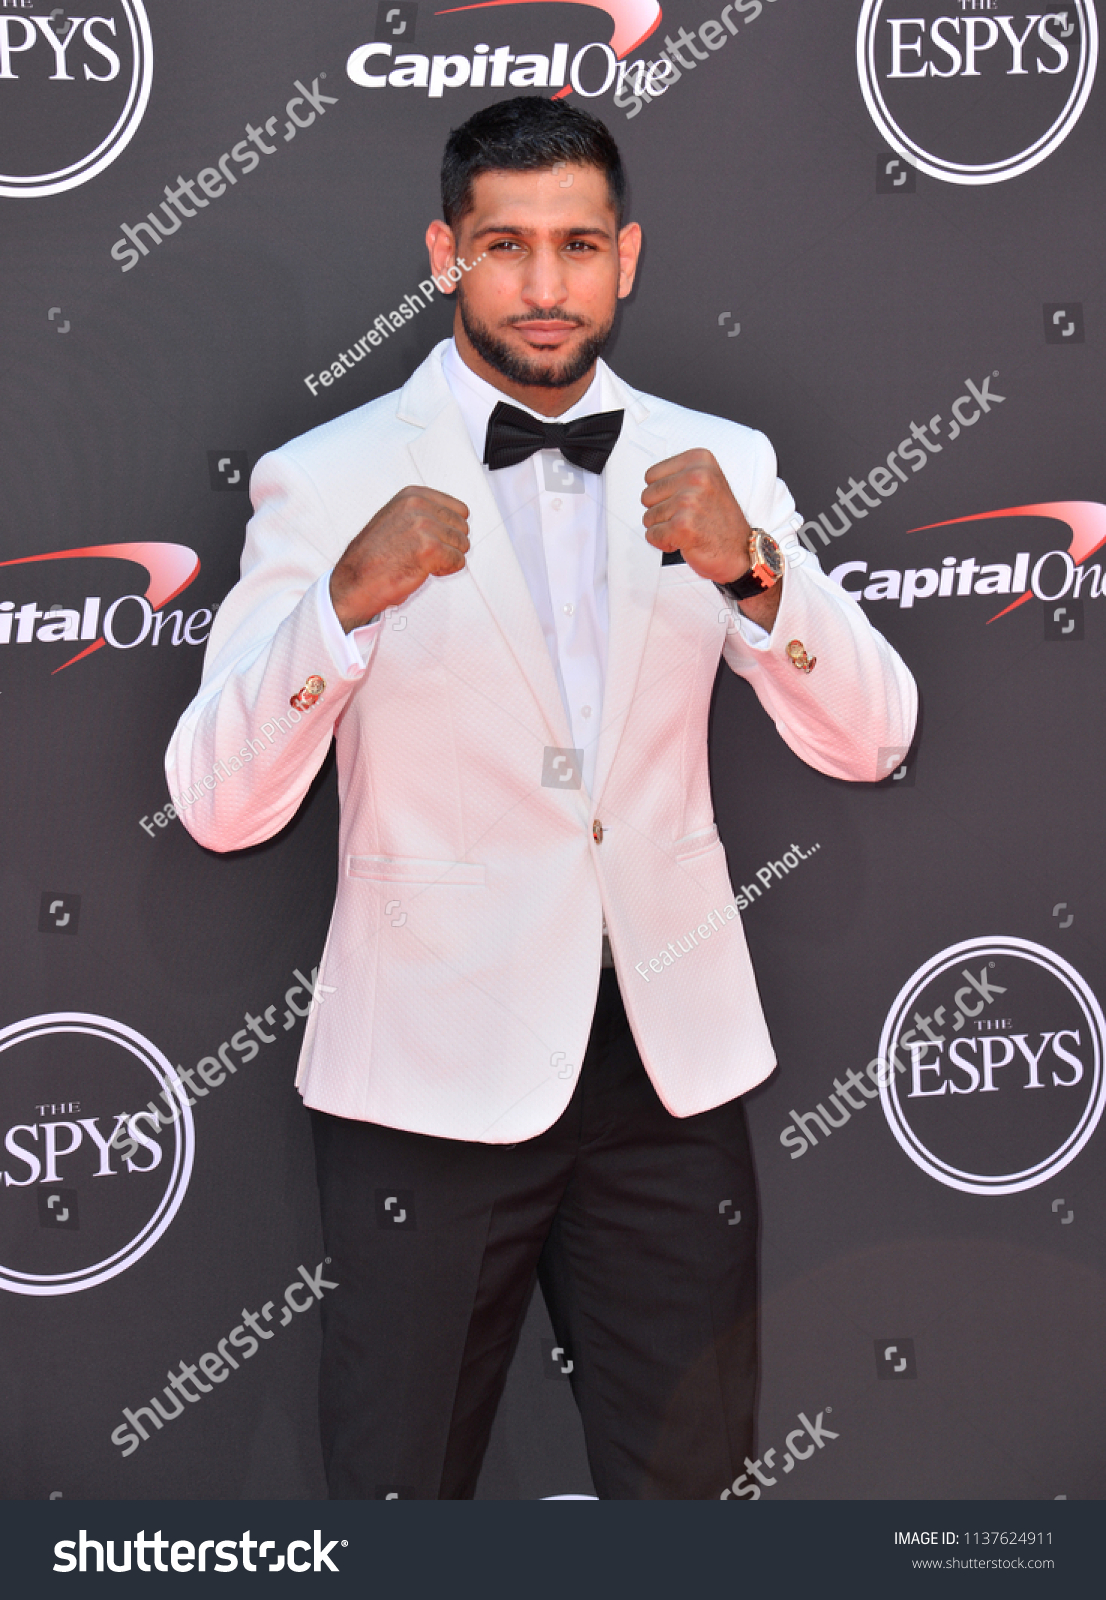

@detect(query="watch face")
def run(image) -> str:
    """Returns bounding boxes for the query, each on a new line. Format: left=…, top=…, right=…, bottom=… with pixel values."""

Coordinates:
left=755, top=533, right=784, bottom=578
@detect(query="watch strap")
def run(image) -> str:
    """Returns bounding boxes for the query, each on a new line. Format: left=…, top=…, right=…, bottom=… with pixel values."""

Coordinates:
left=716, top=569, right=769, bottom=602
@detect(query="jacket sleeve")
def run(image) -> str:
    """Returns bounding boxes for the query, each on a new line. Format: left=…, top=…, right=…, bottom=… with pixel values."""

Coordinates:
left=165, top=449, right=381, bottom=851
left=720, top=432, right=918, bottom=782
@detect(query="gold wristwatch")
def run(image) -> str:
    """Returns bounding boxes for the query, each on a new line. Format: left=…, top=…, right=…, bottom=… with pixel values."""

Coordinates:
left=719, top=529, right=785, bottom=601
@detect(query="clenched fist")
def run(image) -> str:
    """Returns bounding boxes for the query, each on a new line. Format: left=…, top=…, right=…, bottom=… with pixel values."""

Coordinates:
left=642, top=448, right=751, bottom=581
left=642, top=448, right=782, bottom=627
left=330, top=486, right=471, bottom=632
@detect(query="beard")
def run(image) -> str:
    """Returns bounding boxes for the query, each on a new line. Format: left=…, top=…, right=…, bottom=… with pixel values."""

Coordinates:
left=457, top=290, right=615, bottom=390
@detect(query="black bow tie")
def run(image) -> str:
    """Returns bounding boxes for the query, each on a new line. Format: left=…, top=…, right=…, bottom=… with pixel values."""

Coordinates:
left=483, top=400, right=624, bottom=475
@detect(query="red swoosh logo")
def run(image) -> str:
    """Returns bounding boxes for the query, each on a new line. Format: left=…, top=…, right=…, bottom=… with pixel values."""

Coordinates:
left=909, top=503, right=1106, bottom=623
left=0, top=542, right=200, bottom=672
left=435, top=0, right=662, bottom=61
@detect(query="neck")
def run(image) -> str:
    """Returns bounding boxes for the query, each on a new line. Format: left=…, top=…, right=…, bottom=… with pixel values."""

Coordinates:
left=452, top=317, right=596, bottom=417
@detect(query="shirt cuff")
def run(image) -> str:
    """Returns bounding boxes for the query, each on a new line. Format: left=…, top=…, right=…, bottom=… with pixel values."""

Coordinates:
left=315, top=573, right=382, bottom=673
left=722, top=594, right=772, bottom=649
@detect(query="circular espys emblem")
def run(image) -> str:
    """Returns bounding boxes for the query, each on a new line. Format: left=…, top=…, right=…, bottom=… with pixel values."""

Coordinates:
left=878, top=937, right=1105, bottom=1195
left=857, top=1, right=1098, bottom=185
left=0, top=2, right=153, bottom=199
left=0, top=1013, right=193, bottom=1295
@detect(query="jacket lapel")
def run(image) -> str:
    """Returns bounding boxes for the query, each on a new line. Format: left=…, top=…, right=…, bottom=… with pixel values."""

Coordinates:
left=591, top=375, right=669, bottom=807
left=401, top=347, right=572, bottom=749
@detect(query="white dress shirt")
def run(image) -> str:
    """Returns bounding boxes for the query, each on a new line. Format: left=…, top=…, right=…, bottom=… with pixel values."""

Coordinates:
left=440, top=340, right=610, bottom=795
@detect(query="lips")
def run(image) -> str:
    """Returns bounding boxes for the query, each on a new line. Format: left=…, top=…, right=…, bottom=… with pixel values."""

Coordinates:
left=513, top=321, right=583, bottom=345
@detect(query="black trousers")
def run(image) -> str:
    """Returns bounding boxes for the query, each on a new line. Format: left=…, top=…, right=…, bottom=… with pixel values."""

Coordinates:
left=311, top=969, right=759, bottom=1500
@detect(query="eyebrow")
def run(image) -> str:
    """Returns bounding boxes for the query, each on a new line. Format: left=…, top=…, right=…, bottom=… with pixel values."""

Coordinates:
left=468, top=224, right=613, bottom=242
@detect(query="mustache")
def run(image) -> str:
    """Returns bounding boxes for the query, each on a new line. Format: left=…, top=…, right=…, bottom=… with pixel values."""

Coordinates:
left=502, top=311, right=589, bottom=328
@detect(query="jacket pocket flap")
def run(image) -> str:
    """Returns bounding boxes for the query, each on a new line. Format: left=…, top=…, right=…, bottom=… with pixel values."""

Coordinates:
left=347, top=855, right=486, bottom=886
left=673, top=824, right=721, bottom=862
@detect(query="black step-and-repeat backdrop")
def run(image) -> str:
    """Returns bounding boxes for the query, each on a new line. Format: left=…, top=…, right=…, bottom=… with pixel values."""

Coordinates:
left=3, top=0, right=1104, bottom=1502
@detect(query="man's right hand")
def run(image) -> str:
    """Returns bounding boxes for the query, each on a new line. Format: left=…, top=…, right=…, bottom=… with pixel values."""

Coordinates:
left=329, top=486, right=471, bottom=631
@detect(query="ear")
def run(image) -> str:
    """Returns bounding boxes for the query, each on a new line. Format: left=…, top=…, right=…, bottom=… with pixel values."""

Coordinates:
left=426, top=220, right=460, bottom=296
left=617, top=222, right=642, bottom=300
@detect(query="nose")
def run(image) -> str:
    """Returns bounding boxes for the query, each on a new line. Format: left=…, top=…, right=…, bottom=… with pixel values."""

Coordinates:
left=521, top=242, right=570, bottom=311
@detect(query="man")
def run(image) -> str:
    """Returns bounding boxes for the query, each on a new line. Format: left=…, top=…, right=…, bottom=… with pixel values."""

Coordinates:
left=167, top=96, right=916, bottom=1500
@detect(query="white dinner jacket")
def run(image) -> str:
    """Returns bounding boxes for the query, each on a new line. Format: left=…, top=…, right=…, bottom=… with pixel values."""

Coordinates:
left=166, top=341, right=917, bottom=1142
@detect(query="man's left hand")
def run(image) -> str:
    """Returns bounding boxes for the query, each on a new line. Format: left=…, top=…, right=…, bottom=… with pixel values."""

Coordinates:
left=642, top=448, right=782, bottom=628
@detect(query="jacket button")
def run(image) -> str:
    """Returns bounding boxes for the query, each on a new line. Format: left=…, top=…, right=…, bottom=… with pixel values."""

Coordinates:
left=592, top=820, right=604, bottom=844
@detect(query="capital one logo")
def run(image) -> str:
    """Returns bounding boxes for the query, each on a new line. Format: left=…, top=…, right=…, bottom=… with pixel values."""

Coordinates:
left=437, top=0, right=660, bottom=59
left=857, top=2, right=1098, bottom=184
left=0, top=1014, right=194, bottom=1295
left=0, top=541, right=201, bottom=673
left=878, top=938, right=1105, bottom=1195
left=0, top=2, right=154, bottom=199
left=349, top=0, right=662, bottom=97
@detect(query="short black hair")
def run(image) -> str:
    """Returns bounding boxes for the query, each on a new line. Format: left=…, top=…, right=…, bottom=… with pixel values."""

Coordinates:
left=441, top=96, right=626, bottom=228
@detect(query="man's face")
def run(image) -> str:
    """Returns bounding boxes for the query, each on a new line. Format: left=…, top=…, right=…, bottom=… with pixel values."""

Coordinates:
left=437, top=163, right=640, bottom=392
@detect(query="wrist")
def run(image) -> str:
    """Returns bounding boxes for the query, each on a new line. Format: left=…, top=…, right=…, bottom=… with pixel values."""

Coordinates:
left=735, top=572, right=784, bottom=629
left=329, top=568, right=381, bottom=633
left=717, top=557, right=750, bottom=586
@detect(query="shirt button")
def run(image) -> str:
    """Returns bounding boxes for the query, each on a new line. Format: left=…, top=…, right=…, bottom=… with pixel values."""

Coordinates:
left=551, top=498, right=563, bottom=511
left=563, top=602, right=574, bottom=616
left=580, top=705, right=591, bottom=718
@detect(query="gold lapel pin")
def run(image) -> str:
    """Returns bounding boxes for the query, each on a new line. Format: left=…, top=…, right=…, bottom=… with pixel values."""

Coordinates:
left=786, top=640, right=816, bottom=674
left=290, top=674, right=326, bottom=711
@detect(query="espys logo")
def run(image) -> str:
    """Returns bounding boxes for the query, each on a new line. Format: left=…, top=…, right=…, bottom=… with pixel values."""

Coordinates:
left=0, top=541, right=201, bottom=672
left=878, top=938, right=1106, bottom=1195
left=857, top=2, right=1098, bottom=185
left=0, top=2, right=154, bottom=199
left=348, top=0, right=662, bottom=96
left=0, top=1013, right=194, bottom=1296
